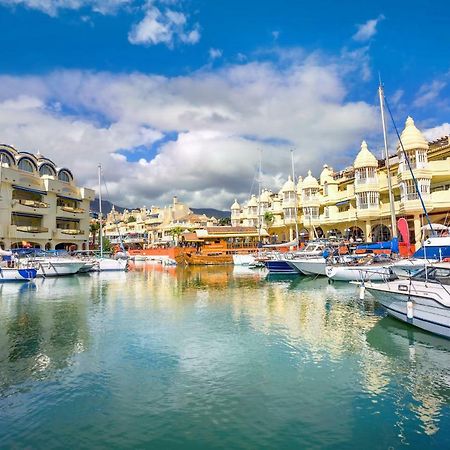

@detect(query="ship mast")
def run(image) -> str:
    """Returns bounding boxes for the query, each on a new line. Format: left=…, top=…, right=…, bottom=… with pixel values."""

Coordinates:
left=291, top=150, right=300, bottom=248
left=378, top=82, right=398, bottom=239
left=98, top=164, right=104, bottom=258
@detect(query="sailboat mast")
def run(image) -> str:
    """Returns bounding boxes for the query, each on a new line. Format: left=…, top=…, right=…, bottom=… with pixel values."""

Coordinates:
left=257, top=150, right=262, bottom=245
left=98, top=164, right=104, bottom=258
left=378, top=83, right=398, bottom=238
left=291, top=150, right=300, bottom=247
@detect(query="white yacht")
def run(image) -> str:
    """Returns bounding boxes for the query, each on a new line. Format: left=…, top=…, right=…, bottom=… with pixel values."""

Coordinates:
left=232, top=254, right=256, bottom=266
left=35, top=256, right=86, bottom=277
left=364, top=263, right=450, bottom=338
left=286, top=242, right=331, bottom=275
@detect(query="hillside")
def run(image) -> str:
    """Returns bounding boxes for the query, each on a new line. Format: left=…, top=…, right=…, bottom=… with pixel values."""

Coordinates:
left=90, top=199, right=230, bottom=218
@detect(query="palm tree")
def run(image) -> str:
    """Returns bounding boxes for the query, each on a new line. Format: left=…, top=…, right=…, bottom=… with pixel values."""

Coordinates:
left=168, top=226, right=185, bottom=245
left=90, top=221, right=100, bottom=249
left=263, top=211, right=275, bottom=231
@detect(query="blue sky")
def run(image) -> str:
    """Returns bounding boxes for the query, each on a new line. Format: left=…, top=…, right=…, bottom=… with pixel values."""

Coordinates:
left=0, top=0, right=448, bottom=208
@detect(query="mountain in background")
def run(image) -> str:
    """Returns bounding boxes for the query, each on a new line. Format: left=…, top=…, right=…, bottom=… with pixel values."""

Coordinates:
left=90, top=198, right=230, bottom=218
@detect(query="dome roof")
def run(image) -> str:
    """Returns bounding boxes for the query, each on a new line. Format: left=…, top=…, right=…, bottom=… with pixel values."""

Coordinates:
left=231, top=199, right=240, bottom=210
left=281, top=175, right=295, bottom=192
left=353, top=141, right=378, bottom=169
left=296, top=175, right=303, bottom=193
left=302, top=170, right=319, bottom=188
left=354, top=140, right=378, bottom=168
left=320, top=164, right=333, bottom=184
left=398, top=116, right=428, bottom=151
left=247, top=195, right=257, bottom=207
left=260, top=189, right=271, bottom=202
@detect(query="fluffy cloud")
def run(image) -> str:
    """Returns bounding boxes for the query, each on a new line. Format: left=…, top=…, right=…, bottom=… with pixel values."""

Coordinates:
left=352, top=15, right=385, bottom=42
left=423, top=123, right=450, bottom=141
left=129, top=2, right=200, bottom=47
left=0, top=54, right=382, bottom=209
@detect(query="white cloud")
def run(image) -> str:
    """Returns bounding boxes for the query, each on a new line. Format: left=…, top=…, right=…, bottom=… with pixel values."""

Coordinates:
left=352, top=15, right=385, bottom=42
left=0, top=54, right=385, bottom=209
left=413, top=79, right=447, bottom=108
left=209, top=48, right=222, bottom=60
left=128, top=3, right=200, bottom=47
left=423, top=123, right=450, bottom=141
left=0, top=0, right=130, bottom=16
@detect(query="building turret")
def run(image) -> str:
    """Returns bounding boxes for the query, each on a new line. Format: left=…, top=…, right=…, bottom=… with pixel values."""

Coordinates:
left=397, top=116, right=431, bottom=203
left=231, top=199, right=241, bottom=227
left=353, top=141, right=380, bottom=212
left=302, top=170, right=320, bottom=223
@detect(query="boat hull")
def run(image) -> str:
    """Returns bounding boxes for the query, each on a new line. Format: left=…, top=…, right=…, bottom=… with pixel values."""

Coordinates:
left=36, top=260, right=86, bottom=277
left=175, top=253, right=233, bottom=266
left=0, top=268, right=37, bottom=282
left=265, top=260, right=298, bottom=274
left=232, top=254, right=256, bottom=266
left=366, top=283, right=450, bottom=338
left=96, top=258, right=128, bottom=271
left=326, top=265, right=392, bottom=282
left=288, top=258, right=326, bottom=276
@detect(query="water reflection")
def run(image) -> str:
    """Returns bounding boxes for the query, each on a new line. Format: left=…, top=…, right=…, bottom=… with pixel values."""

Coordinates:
left=0, top=265, right=449, bottom=448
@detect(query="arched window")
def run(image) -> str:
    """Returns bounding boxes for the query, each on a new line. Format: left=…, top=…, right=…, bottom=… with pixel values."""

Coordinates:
left=58, top=170, right=72, bottom=183
left=0, top=151, right=14, bottom=167
left=18, top=158, right=35, bottom=173
left=39, top=164, right=55, bottom=177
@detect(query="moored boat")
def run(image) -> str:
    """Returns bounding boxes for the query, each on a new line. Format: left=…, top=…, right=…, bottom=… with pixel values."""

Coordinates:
left=364, top=263, right=450, bottom=338
left=0, top=267, right=37, bottom=282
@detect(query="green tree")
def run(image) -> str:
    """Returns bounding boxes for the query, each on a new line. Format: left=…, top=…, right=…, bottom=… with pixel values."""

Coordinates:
left=127, top=216, right=136, bottom=223
left=102, top=237, right=112, bottom=253
left=90, top=221, right=100, bottom=248
left=263, top=211, right=275, bottom=230
left=218, top=217, right=231, bottom=226
left=169, top=226, right=184, bottom=245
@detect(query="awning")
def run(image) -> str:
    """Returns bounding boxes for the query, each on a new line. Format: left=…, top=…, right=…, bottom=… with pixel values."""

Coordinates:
left=56, top=217, right=80, bottom=222
left=12, top=185, right=47, bottom=195
left=12, top=212, right=43, bottom=218
left=58, top=194, right=82, bottom=201
left=335, top=200, right=350, bottom=206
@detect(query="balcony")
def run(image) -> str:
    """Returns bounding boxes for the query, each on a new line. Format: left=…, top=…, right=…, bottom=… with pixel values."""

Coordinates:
left=53, top=229, right=86, bottom=240
left=16, top=225, right=49, bottom=233
left=59, top=229, right=85, bottom=235
left=59, top=205, right=85, bottom=214
left=17, top=199, right=49, bottom=209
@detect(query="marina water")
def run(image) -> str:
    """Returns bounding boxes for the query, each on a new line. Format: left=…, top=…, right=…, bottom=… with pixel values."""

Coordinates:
left=1, top=264, right=450, bottom=449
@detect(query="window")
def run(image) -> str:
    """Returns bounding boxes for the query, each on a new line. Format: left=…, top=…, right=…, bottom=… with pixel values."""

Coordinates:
left=18, top=158, right=35, bottom=173
left=39, top=164, right=55, bottom=177
left=58, top=170, right=71, bottom=182
left=323, top=182, right=328, bottom=196
left=0, top=151, right=14, bottom=167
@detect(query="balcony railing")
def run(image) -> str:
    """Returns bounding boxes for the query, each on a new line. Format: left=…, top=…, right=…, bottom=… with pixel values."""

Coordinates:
left=60, top=205, right=85, bottom=214
left=17, top=199, right=50, bottom=208
left=16, top=225, right=49, bottom=233
left=59, top=229, right=85, bottom=235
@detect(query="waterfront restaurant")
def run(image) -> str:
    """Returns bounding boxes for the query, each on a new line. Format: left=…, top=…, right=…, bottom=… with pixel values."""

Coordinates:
left=231, top=117, right=450, bottom=249
left=0, top=144, right=95, bottom=251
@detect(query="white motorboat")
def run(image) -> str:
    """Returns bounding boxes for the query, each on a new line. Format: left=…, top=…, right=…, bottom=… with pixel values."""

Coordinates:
left=35, top=257, right=86, bottom=277
left=364, top=263, right=450, bottom=338
left=286, top=242, right=333, bottom=275
left=326, top=260, right=393, bottom=282
left=95, top=258, right=128, bottom=272
left=232, top=254, right=256, bottom=266
left=289, top=257, right=327, bottom=276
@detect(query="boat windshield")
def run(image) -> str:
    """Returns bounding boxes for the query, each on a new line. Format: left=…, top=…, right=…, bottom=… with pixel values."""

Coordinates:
left=412, top=266, right=450, bottom=285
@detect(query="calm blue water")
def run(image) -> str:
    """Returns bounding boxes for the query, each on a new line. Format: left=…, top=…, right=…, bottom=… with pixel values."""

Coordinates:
left=1, top=264, right=450, bottom=449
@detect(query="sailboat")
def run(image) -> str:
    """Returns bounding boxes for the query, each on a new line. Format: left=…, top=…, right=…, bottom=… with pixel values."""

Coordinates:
left=95, top=164, right=128, bottom=272
left=326, top=82, right=399, bottom=282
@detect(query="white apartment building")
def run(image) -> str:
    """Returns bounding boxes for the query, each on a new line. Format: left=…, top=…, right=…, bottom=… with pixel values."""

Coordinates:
left=0, top=144, right=95, bottom=250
